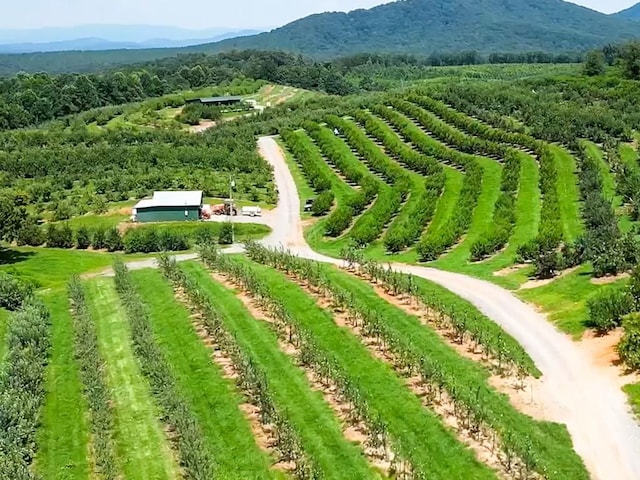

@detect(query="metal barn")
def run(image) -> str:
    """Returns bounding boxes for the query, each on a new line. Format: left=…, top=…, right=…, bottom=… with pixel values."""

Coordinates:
left=132, top=191, right=203, bottom=223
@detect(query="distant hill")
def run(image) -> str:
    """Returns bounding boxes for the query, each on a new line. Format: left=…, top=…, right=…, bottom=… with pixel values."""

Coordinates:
left=206, top=0, right=640, bottom=57
left=3, top=0, right=640, bottom=75
left=613, top=3, right=640, bottom=20
left=0, top=30, right=261, bottom=54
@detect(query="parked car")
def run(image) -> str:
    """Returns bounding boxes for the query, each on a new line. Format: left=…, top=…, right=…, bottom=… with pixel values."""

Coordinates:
left=304, top=198, right=314, bottom=212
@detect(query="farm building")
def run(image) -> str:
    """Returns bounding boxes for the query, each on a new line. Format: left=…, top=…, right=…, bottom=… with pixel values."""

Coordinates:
left=185, top=96, right=243, bottom=106
left=132, top=191, right=203, bottom=223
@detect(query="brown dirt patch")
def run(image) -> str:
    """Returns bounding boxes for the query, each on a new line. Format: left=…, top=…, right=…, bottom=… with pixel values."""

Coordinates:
left=494, top=264, right=529, bottom=277
left=189, top=120, right=217, bottom=133
left=577, top=329, right=639, bottom=389
left=590, top=272, right=630, bottom=285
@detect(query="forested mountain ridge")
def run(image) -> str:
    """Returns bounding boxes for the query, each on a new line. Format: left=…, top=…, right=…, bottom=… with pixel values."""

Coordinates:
left=2, top=0, right=640, bottom=75
left=208, top=0, right=640, bottom=57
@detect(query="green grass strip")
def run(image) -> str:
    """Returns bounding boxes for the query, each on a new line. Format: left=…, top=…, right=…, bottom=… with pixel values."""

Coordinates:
left=426, top=167, right=464, bottom=237
left=36, top=293, right=90, bottom=480
left=84, top=278, right=180, bottom=480
left=180, top=262, right=378, bottom=480
left=434, top=157, right=502, bottom=267
left=550, top=145, right=583, bottom=242
left=225, top=257, right=498, bottom=480
left=319, top=266, right=588, bottom=480
left=129, top=269, right=277, bottom=480
left=460, top=153, right=541, bottom=284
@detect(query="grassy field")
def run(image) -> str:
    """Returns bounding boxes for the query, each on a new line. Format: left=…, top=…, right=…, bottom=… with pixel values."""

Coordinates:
left=0, top=248, right=125, bottom=289
left=130, top=269, right=278, bottom=480
left=85, top=278, right=180, bottom=480
left=551, top=145, right=583, bottom=242
left=36, top=293, right=90, bottom=480
left=182, top=262, right=379, bottom=479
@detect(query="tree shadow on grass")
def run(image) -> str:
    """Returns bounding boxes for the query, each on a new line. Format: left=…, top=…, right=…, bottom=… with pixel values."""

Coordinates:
left=0, top=248, right=36, bottom=266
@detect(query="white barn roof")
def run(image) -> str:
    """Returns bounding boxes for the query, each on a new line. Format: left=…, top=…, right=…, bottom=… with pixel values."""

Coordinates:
left=134, top=191, right=203, bottom=210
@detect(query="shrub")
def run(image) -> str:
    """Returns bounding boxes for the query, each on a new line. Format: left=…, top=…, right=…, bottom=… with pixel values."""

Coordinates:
left=104, top=227, right=123, bottom=252
left=587, top=288, right=634, bottom=333
left=533, top=249, right=561, bottom=279
left=91, top=226, right=107, bottom=250
left=76, top=226, right=91, bottom=250
left=218, top=223, right=234, bottom=245
left=16, top=220, right=45, bottom=247
left=618, top=313, right=640, bottom=370
left=46, top=223, right=73, bottom=248
left=311, top=190, right=334, bottom=216
left=0, top=273, right=33, bottom=311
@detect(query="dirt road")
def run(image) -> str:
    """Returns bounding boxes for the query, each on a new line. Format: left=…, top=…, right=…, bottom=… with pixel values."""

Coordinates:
left=255, top=136, right=640, bottom=480
left=117, top=136, right=640, bottom=479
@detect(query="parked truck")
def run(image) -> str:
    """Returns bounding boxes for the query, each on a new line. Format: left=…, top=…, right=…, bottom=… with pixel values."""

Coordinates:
left=241, top=206, right=262, bottom=217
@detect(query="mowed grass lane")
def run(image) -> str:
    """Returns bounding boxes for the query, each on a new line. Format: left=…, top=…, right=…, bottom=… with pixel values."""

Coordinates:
left=550, top=145, right=583, bottom=242
left=130, top=269, right=277, bottom=480
left=320, top=266, right=588, bottom=480
left=85, top=278, right=180, bottom=480
left=226, top=258, right=498, bottom=480
left=36, top=293, right=90, bottom=480
left=434, top=157, right=502, bottom=268
left=181, top=263, right=378, bottom=480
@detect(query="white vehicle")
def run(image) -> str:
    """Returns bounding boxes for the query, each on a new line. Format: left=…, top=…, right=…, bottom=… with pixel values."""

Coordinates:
left=241, top=206, right=262, bottom=217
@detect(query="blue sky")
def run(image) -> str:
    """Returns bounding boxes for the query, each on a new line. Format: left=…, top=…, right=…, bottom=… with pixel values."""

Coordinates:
left=0, top=0, right=635, bottom=30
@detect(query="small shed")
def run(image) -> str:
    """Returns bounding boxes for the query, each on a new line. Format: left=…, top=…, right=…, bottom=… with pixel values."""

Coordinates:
left=132, top=191, right=203, bottom=223
left=185, top=96, right=243, bottom=106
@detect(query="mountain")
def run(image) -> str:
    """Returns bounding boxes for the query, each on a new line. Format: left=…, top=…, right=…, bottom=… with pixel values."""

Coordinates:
left=0, top=25, right=264, bottom=44
left=0, top=30, right=261, bottom=54
left=613, top=3, right=640, bottom=20
left=204, top=0, right=640, bottom=57
left=3, top=0, right=640, bottom=75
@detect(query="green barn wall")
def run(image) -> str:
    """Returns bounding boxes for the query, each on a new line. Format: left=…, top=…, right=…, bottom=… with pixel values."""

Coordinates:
left=136, top=206, right=200, bottom=223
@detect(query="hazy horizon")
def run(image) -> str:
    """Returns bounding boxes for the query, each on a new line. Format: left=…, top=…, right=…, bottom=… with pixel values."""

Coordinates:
left=0, top=0, right=636, bottom=32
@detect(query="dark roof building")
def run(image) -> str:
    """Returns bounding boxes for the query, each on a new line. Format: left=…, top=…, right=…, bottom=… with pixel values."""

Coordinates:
left=185, top=96, right=243, bottom=106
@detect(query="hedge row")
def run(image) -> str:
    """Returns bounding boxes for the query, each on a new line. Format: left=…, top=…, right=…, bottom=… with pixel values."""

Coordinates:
left=575, top=143, right=630, bottom=277
left=68, top=277, right=119, bottom=479
left=304, top=121, right=378, bottom=238
left=18, top=223, right=251, bottom=254
left=325, top=114, right=412, bottom=249
left=409, top=93, right=542, bottom=152
left=114, top=259, right=216, bottom=478
left=371, top=103, right=484, bottom=260
left=0, top=297, right=50, bottom=479
left=400, top=95, right=508, bottom=159
left=281, top=129, right=335, bottom=216
left=354, top=109, right=446, bottom=252
left=517, top=146, right=563, bottom=265
left=470, top=150, right=521, bottom=261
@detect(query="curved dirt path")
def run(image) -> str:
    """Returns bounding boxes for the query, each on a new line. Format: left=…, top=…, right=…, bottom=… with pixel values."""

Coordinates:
left=257, top=136, right=640, bottom=480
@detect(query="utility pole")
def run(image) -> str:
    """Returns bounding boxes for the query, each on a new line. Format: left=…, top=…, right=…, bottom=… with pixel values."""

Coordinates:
left=229, top=175, right=235, bottom=244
